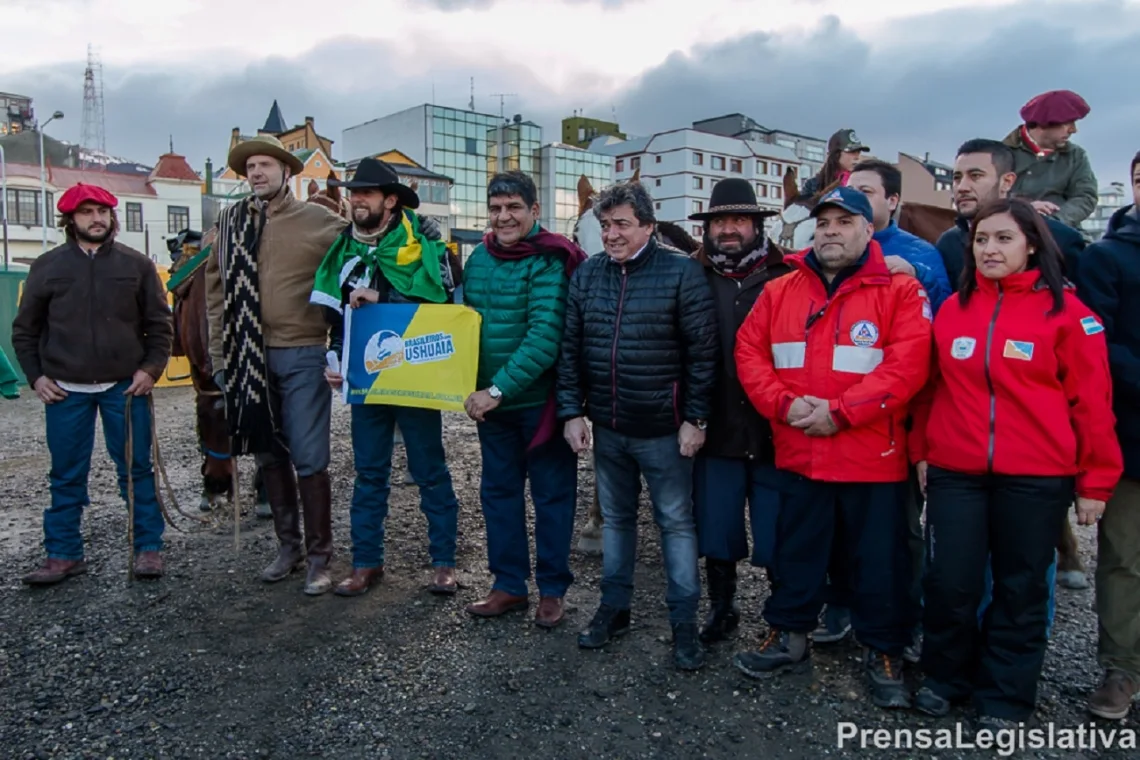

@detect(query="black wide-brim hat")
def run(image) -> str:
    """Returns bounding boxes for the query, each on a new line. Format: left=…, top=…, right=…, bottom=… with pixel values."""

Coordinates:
left=330, top=157, right=420, bottom=209
left=689, top=177, right=779, bottom=221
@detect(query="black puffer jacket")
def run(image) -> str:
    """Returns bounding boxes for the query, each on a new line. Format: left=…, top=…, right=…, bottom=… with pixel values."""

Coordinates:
left=695, top=247, right=793, bottom=460
left=556, top=238, right=718, bottom=438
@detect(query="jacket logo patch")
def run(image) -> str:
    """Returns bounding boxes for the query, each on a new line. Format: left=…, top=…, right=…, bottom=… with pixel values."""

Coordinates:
left=1081, top=315, right=1105, bottom=335
left=1003, top=339, right=1035, bottom=361
left=951, top=337, right=976, bottom=360
left=850, top=320, right=879, bottom=347
left=922, top=301, right=932, bottom=322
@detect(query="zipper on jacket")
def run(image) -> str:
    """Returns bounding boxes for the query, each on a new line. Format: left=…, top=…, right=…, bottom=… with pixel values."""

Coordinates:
left=611, top=265, right=629, bottom=429
left=983, top=285, right=1004, bottom=472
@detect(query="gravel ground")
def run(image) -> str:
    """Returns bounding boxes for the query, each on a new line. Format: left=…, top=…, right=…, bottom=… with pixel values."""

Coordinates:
left=0, top=386, right=1135, bottom=759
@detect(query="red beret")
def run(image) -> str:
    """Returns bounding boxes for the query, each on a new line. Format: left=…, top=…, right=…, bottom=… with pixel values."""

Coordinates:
left=57, top=183, right=119, bottom=214
left=1020, top=90, right=1090, bottom=126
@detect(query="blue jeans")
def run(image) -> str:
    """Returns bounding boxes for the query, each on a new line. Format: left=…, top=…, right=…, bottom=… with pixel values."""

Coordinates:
left=692, top=455, right=781, bottom=566
left=476, top=405, right=578, bottom=597
left=349, top=404, right=459, bottom=568
left=43, top=380, right=164, bottom=560
left=594, top=427, right=701, bottom=624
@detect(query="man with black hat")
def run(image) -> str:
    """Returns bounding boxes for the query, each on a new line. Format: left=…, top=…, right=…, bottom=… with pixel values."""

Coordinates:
left=1003, top=89, right=1098, bottom=228
left=733, top=186, right=931, bottom=709
left=205, top=135, right=348, bottom=595
left=796, top=129, right=870, bottom=203
left=686, top=178, right=792, bottom=644
left=311, top=157, right=460, bottom=598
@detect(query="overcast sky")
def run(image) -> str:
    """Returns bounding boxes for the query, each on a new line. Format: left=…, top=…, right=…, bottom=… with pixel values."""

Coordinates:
left=1, top=0, right=1137, bottom=185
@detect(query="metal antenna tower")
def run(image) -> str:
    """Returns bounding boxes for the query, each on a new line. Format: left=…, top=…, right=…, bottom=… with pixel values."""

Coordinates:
left=80, top=43, right=106, bottom=164
left=489, top=93, right=517, bottom=120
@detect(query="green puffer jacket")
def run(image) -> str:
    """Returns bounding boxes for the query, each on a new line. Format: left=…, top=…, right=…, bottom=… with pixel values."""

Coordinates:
left=462, top=228, right=571, bottom=411
left=1003, top=127, right=1099, bottom=229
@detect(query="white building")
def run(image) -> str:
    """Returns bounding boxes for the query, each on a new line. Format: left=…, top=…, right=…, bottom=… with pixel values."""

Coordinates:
left=591, top=128, right=805, bottom=239
left=691, top=114, right=827, bottom=179
left=2, top=152, right=203, bottom=266
left=1082, top=182, right=1130, bottom=241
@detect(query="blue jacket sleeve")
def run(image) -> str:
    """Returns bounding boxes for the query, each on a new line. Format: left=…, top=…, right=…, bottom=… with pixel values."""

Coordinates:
left=906, top=240, right=951, bottom=314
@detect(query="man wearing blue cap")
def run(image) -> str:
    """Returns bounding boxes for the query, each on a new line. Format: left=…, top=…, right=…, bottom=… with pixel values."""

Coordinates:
left=733, top=185, right=932, bottom=709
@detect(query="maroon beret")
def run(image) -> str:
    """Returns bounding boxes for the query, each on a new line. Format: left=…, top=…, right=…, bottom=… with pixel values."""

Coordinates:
left=57, top=183, right=119, bottom=214
left=1020, top=90, right=1090, bottom=125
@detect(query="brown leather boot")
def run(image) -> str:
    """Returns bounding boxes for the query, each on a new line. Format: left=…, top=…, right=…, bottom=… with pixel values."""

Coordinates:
left=260, top=463, right=304, bottom=583
left=465, top=589, right=528, bottom=617
left=334, top=567, right=385, bottom=597
left=133, top=552, right=164, bottom=579
left=535, top=596, right=565, bottom=629
left=1088, top=669, right=1140, bottom=720
left=299, top=471, right=333, bottom=595
left=429, top=566, right=457, bottom=595
left=22, top=558, right=88, bottom=586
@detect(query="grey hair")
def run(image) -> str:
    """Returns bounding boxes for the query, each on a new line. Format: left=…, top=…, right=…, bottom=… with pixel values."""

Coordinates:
left=593, top=181, right=656, bottom=226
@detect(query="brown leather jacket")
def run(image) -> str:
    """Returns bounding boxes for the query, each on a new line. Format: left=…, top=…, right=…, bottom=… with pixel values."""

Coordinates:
left=12, top=238, right=174, bottom=385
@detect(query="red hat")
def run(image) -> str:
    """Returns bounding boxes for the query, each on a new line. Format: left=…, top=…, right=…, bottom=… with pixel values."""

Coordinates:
left=1019, top=90, right=1090, bottom=126
left=57, top=183, right=119, bottom=214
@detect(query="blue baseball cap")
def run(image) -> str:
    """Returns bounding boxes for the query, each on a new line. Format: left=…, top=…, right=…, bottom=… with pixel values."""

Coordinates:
left=811, top=186, right=874, bottom=224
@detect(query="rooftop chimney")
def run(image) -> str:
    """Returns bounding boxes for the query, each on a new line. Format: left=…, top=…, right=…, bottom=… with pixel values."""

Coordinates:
left=305, top=116, right=314, bottom=126
left=205, top=158, right=213, bottom=195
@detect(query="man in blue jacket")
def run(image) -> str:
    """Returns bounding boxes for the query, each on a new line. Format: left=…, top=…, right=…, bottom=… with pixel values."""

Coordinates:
left=848, top=160, right=951, bottom=312
left=1077, top=150, right=1140, bottom=721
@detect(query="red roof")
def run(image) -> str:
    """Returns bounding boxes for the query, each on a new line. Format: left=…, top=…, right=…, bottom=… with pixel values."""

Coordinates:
left=150, top=152, right=200, bottom=182
left=6, top=161, right=157, bottom=197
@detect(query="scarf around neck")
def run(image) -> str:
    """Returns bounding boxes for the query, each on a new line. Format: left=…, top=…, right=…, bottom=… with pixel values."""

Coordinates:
left=703, top=228, right=768, bottom=277
left=310, top=208, right=448, bottom=312
left=482, top=223, right=588, bottom=279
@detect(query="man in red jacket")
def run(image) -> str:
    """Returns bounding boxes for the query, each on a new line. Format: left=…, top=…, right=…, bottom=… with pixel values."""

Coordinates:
left=733, top=186, right=932, bottom=709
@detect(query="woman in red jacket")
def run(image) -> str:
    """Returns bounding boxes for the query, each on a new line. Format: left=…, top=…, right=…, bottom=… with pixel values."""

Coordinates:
left=910, top=198, right=1122, bottom=728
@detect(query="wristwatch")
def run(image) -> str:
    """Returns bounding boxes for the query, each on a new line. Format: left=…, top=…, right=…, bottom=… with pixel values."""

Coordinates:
left=487, top=385, right=502, bottom=400
left=691, top=418, right=708, bottom=431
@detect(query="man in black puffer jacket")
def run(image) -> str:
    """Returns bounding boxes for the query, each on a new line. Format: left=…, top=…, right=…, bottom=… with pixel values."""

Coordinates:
left=557, top=181, right=718, bottom=671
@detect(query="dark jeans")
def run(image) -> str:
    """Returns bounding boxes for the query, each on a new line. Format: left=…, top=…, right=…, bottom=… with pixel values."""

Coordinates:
left=349, top=404, right=459, bottom=568
left=692, top=455, right=781, bottom=567
left=42, top=380, right=164, bottom=560
left=594, top=427, right=700, bottom=624
left=255, top=346, right=331, bottom=477
left=476, top=405, right=578, bottom=597
left=920, top=466, right=1072, bottom=722
left=762, top=473, right=912, bottom=655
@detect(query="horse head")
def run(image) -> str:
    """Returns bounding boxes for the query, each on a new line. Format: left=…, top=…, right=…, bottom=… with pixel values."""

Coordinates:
left=306, top=169, right=351, bottom=219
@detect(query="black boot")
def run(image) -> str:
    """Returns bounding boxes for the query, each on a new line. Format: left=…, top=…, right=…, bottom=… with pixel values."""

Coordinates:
left=672, top=621, right=706, bottom=671
left=578, top=604, right=631, bottom=649
left=700, top=558, right=741, bottom=644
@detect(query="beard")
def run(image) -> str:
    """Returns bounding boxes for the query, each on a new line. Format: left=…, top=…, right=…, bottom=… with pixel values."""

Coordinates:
left=75, top=223, right=111, bottom=245
left=353, top=208, right=385, bottom=231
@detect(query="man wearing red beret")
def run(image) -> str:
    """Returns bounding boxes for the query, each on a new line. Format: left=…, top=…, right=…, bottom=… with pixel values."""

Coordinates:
left=11, top=183, right=174, bottom=585
left=1003, top=89, right=1099, bottom=229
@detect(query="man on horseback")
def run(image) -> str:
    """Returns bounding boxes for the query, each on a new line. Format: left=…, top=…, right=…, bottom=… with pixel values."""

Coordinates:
left=311, top=157, right=461, bottom=598
left=13, top=183, right=174, bottom=584
left=205, top=134, right=348, bottom=595
left=686, top=178, right=791, bottom=645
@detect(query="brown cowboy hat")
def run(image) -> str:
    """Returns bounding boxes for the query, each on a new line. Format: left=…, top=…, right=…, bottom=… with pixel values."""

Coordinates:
left=227, top=134, right=305, bottom=177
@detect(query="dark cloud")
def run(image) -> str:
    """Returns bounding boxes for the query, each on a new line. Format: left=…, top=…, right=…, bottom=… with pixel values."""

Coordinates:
left=4, top=0, right=1137, bottom=189
left=602, top=1, right=1140, bottom=182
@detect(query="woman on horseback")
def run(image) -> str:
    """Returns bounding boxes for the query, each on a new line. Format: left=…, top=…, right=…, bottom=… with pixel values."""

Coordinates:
left=796, top=129, right=870, bottom=202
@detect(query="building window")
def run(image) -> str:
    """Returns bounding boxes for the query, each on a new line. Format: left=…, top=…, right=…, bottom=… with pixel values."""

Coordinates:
left=771, top=163, right=782, bottom=176
left=655, top=155, right=662, bottom=163
left=692, top=200, right=703, bottom=214
left=757, top=160, right=768, bottom=174
left=711, top=156, right=725, bottom=171
left=655, top=178, right=661, bottom=187
left=631, top=157, right=641, bottom=170
left=692, top=224, right=703, bottom=236
left=167, top=205, right=190, bottom=233
left=773, top=186, right=783, bottom=200
left=6, top=188, right=50, bottom=226
left=464, top=137, right=477, bottom=155
left=730, top=159, right=742, bottom=174
left=655, top=202, right=661, bottom=210
left=693, top=176, right=703, bottom=190
left=616, top=159, right=624, bottom=172
left=692, top=152, right=704, bottom=166
left=126, top=202, right=143, bottom=232
left=756, top=184, right=768, bottom=198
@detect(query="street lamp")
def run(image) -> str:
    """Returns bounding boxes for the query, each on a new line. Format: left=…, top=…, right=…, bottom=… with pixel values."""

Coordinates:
left=38, top=110, right=64, bottom=252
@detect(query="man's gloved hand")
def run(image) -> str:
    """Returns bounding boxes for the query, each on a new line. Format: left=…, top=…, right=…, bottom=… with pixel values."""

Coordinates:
left=420, top=215, right=442, bottom=241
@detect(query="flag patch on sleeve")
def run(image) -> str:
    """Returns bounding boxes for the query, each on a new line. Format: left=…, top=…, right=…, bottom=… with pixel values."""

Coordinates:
left=1081, top=316, right=1105, bottom=335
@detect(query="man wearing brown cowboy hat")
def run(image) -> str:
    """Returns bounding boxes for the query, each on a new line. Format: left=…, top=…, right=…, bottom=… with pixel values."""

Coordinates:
left=311, top=157, right=461, bottom=598
left=204, top=134, right=348, bottom=595
left=687, top=178, right=792, bottom=644
left=1003, top=89, right=1098, bottom=228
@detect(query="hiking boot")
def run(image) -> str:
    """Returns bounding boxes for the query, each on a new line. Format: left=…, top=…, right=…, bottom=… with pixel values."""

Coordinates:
left=700, top=559, right=740, bottom=644
left=734, top=630, right=810, bottom=678
left=578, top=604, right=631, bottom=649
left=22, top=558, right=88, bottom=586
left=133, top=551, right=164, bottom=579
left=672, top=622, right=706, bottom=671
left=864, top=648, right=911, bottom=709
left=813, top=605, right=852, bottom=645
left=1088, top=669, right=1140, bottom=721
left=914, top=686, right=951, bottom=717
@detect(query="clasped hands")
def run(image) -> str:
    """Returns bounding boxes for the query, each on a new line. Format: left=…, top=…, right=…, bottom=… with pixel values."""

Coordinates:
left=786, top=395, right=839, bottom=437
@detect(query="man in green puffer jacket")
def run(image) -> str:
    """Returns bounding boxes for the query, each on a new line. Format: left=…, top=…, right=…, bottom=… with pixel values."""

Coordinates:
left=461, top=170, right=588, bottom=629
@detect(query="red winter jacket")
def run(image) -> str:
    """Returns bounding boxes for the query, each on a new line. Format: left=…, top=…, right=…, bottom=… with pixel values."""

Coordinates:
left=909, top=269, right=1123, bottom=501
left=735, top=242, right=933, bottom=482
